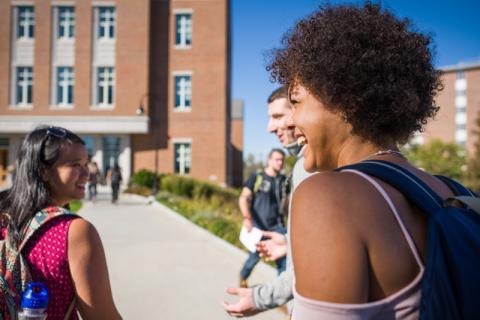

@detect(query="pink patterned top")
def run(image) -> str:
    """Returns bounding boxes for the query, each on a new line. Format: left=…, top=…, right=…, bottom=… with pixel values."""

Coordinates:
left=22, top=215, right=79, bottom=320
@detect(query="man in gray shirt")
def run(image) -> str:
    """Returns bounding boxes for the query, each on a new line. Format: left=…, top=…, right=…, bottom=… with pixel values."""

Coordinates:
left=223, top=86, right=313, bottom=317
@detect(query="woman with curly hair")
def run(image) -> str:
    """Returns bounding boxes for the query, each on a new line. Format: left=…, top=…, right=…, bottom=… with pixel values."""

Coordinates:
left=268, top=3, right=447, bottom=319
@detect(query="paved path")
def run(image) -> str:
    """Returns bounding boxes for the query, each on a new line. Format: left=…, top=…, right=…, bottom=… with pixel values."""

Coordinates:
left=79, top=188, right=285, bottom=319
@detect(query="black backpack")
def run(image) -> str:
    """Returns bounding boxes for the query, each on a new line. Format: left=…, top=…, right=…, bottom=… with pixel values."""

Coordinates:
left=339, top=160, right=480, bottom=320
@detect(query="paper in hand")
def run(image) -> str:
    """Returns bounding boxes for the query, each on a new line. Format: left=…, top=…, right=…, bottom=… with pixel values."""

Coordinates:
left=239, top=225, right=263, bottom=253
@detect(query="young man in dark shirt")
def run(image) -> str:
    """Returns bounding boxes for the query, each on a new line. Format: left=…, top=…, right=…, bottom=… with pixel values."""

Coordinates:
left=238, top=148, right=287, bottom=288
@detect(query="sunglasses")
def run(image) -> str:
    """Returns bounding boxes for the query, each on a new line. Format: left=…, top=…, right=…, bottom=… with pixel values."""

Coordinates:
left=46, top=126, right=67, bottom=139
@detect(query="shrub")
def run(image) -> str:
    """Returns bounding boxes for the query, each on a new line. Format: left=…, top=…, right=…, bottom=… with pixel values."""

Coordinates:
left=130, top=169, right=159, bottom=189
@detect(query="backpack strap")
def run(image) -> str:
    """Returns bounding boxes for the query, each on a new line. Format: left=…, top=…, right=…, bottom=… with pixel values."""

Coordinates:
left=337, top=160, right=443, bottom=216
left=19, top=207, right=79, bottom=251
left=253, top=169, right=264, bottom=194
left=434, top=175, right=476, bottom=197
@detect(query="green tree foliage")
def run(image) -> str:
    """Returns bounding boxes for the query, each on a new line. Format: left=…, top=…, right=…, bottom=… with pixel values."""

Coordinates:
left=243, top=153, right=263, bottom=182
left=403, top=139, right=466, bottom=181
left=466, top=114, right=480, bottom=192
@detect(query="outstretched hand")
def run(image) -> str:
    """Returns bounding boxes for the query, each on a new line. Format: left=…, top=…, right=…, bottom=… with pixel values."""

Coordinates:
left=223, top=287, right=258, bottom=317
left=256, top=231, right=287, bottom=261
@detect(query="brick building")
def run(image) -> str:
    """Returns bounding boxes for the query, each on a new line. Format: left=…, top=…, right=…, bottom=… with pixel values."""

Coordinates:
left=418, top=61, right=480, bottom=156
left=0, top=0, right=242, bottom=188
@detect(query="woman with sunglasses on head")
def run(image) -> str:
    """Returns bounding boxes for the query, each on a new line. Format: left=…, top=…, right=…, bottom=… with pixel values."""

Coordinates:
left=0, top=126, right=121, bottom=319
left=267, top=3, right=450, bottom=319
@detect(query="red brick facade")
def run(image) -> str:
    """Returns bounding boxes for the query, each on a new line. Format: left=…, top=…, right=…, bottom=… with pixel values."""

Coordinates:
left=0, top=0, right=240, bottom=187
left=423, top=63, right=480, bottom=156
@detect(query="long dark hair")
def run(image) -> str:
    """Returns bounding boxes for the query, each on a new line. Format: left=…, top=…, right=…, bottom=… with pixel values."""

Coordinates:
left=0, top=126, right=85, bottom=232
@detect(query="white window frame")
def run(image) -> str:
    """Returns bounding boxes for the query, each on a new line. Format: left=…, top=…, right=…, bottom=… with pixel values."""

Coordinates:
left=94, top=66, right=115, bottom=108
left=173, top=71, right=192, bottom=112
left=97, top=7, right=116, bottom=41
left=13, top=66, right=33, bottom=108
left=173, top=9, right=193, bottom=49
left=57, top=6, right=75, bottom=40
left=53, top=66, right=74, bottom=108
left=16, top=6, right=35, bottom=40
left=173, top=139, right=192, bottom=175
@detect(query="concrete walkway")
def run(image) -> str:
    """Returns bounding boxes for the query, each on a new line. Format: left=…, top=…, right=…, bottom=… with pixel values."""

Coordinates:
left=79, top=187, right=285, bottom=319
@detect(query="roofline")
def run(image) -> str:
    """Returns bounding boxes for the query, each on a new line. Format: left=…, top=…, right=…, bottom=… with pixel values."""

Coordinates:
left=439, top=61, right=480, bottom=72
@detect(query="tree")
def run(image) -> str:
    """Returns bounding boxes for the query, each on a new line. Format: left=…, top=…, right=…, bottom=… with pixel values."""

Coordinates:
left=243, top=153, right=263, bottom=182
left=403, top=139, right=466, bottom=181
left=466, top=113, right=480, bottom=192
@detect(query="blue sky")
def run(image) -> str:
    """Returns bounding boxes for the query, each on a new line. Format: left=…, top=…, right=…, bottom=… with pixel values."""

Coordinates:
left=231, top=0, right=480, bottom=162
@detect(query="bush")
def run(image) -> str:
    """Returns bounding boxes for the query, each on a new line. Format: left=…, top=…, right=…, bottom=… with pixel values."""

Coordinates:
left=130, top=169, right=159, bottom=189
left=160, top=175, right=195, bottom=197
left=403, top=140, right=466, bottom=181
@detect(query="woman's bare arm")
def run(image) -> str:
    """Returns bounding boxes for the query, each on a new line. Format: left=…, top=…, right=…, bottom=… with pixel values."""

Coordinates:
left=68, top=218, right=122, bottom=319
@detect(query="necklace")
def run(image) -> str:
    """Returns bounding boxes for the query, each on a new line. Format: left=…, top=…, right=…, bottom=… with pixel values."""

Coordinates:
left=373, top=149, right=405, bottom=158
left=360, top=149, right=405, bottom=162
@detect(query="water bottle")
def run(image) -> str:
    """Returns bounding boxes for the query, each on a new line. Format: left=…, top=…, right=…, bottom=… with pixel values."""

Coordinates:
left=18, top=282, right=49, bottom=320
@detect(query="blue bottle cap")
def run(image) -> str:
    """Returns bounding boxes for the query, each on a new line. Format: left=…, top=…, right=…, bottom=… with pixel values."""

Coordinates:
left=21, top=282, right=49, bottom=309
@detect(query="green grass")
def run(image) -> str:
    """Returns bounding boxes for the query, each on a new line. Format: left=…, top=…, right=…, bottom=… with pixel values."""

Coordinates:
left=156, top=192, right=243, bottom=248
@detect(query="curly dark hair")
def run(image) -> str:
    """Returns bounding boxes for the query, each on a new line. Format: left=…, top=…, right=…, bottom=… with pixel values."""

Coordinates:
left=267, top=2, right=443, bottom=145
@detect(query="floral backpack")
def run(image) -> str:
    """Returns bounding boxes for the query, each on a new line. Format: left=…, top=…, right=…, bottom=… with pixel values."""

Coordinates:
left=0, top=207, right=78, bottom=320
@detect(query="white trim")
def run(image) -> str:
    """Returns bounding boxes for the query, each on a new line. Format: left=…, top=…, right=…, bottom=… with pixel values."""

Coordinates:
left=171, top=138, right=193, bottom=143
left=0, top=116, right=149, bottom=134
left=173, top=108, right=192, bottom=113
left=51, top=0, right=75, bottom=8
left=91, top=1, right=116, bottom=7
left=8, top=104, right=33, bottom=110
left=10, top=1, right=34, bottom=5
left=90, top=105, right=115, bottom=110
left=172, top=8, right=194, bottom=14
left=51, top=0, right=75, bottom=5
left=49, top=105, right=74, bottom=110
left=172, top=70, right=193, bottom=76
left=173, top=44, right=191, bottom=50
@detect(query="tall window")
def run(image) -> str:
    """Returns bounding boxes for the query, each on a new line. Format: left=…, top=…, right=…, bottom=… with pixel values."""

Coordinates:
left=16, top=67, right=33, bottom=106
left=174, top=75, right=192, bottom=110
left=58, top=7, right=75, bottom=38
left=97, top=67, right=115, bottom=106
left=174, top=142, right=191, bottom=175
left=98, top=7, right=115, bottom=39
left=17, top=6, right=35, bottom=39
left=57, top=67, right=74, bottom=106
left=175, top=13, right=192, bottom=47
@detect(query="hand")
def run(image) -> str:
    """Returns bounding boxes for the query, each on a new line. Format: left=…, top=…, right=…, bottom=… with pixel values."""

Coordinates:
left=223, top=287, right=259, bottom=317
left=256, top=231, right=287, bottom=261
left=243, top=219, right=253, bottom=232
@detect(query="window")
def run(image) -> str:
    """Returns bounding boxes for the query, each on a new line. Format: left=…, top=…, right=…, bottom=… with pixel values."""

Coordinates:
left=456, top=89, right=466, bottom=97
left=57, top=67, right=74, bottom=106
left=456, top=71, right=465, bottom=80
left=17, top=6, right=35, bottom=39
left=174, top=142, right=191, bottom=175
left=98, top=7, right=115, bottom=39
left=58, top=7, right=75, bottom=39
left=175, top=13, right=192, bottom=47
left=456, top=123, right=466, bottom=131
left=15, top=67, right=33, bottom=106
left=174, top=75, right=192, bottom=110
left=97, top=67, right=115, bottom=106
left=457, top=105, right=466, bottom=113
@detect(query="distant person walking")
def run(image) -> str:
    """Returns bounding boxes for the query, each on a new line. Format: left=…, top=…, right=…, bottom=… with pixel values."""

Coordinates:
left=107, top=164, right=123, bottom=203
left=87, top=161, right=101, bottom=201
left=238, top=149, right=287, bottom=288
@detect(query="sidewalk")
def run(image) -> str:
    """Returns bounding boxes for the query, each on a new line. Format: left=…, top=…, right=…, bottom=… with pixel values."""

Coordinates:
left=79, top=187, right=285, bottom=319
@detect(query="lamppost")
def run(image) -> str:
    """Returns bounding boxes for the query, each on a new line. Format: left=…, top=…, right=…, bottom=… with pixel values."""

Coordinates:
left=137, top=93, right=159, bottom=195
